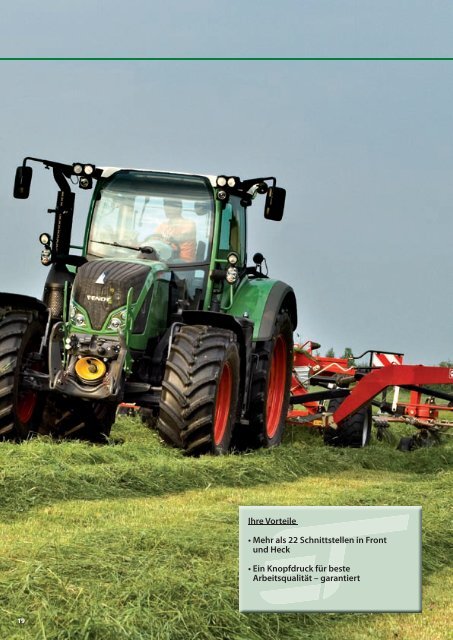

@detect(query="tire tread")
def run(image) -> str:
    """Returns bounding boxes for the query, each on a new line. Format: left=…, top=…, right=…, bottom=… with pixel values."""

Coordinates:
left=156, top=325, right=239, bottom=455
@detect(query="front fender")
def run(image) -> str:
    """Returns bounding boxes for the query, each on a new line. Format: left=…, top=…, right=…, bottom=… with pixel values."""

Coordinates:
left=228, top=277, right=297, bottom=341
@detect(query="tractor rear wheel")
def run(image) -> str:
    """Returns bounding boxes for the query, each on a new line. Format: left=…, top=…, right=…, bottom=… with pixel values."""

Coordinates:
left=324, top=396, right=372, bottom=448
left=157, top=325, right=240, bottom=455
left=0, top=311, right=46, bottom=440
left=243, top=310, right=293, bottom=448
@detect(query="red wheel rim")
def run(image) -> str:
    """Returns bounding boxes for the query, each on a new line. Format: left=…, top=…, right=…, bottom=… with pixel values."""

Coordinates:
left=213, top=362, right=233, bottom=446
left=17, top=392, right=37, bottom=424
left=16, top=333, right=40, bottom=425
left=266, top=335, right=287, bottom=438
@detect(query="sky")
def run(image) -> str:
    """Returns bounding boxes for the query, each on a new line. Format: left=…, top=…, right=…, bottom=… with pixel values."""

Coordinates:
left=0, top=1, right=452, bottom=364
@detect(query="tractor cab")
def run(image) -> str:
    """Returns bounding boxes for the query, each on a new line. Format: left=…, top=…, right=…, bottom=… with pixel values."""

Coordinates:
left=86, top=169, right=215, bottom=310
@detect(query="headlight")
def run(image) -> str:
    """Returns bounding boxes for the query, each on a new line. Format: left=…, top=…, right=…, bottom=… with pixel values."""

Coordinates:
left=109, top=317, right=122, bottom=331
left=226, top=266, right=239, bottom=284
left=74, top=313, right=86, bottom=327
left=227, top=252, right=239, bottom=266
left=107, top=307, right=128, bottom=332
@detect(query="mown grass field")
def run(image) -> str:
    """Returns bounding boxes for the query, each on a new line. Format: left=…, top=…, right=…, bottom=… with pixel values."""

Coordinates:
left=0, top=414, right=451, bottom=640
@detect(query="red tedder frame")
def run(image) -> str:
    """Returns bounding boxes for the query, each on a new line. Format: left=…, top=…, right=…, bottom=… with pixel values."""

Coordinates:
left=288, top=341, right=453, bottom=432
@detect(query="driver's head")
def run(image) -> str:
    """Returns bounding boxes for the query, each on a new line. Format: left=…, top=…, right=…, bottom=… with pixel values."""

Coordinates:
left=163, top=198, right=183, bottom=219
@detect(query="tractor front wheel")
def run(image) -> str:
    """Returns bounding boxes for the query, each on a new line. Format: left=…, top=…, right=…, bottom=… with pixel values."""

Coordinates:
left=157, top=325, right=240, bottom=455
left=324, top=396, right=372, bottom=448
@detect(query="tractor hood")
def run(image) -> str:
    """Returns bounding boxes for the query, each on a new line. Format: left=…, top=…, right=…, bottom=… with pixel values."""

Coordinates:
left=69, top=258, right=169, bottom=335
left=48, top=258, right=171, bottom=400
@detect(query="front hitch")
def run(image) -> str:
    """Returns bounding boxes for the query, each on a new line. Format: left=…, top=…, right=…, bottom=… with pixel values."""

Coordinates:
left=48, top=322, right=127, bottom=400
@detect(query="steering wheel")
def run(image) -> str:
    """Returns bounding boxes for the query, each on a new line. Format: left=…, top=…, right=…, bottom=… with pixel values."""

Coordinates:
left=140, top=235, right=177, bottom=261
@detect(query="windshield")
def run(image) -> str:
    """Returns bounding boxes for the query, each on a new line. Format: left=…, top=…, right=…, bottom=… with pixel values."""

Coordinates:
left=87, top=171, right=214, bottom=265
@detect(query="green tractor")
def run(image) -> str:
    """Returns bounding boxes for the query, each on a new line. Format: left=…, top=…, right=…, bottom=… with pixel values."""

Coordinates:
left=0, top=157, right=297, bottom=455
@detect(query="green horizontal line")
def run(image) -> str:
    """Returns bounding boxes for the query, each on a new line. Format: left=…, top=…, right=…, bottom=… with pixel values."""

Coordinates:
left=0, top=57, right=452, bottom=61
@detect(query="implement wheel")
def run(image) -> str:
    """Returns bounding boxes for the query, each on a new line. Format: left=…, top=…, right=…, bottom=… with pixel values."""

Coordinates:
left=0, top=311, right=45, bottom=440
left=324, top=396, right=372, bottom=448
left=157, top=325, right=240, bottom=455
left=243, top=310, right=293, bottom=448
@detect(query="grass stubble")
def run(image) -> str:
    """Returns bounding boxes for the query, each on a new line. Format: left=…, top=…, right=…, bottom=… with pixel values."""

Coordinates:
left=0, top=416, right=451, bottom=640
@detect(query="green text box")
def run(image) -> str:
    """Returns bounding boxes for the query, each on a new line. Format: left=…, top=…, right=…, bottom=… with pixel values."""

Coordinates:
left=239, top=506, right=421, bottom=612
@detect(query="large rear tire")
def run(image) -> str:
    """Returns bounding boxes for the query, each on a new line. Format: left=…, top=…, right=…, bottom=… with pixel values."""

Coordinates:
left=0, top=311, right=46, bottom=440
left=156, top=325, right=240, bottom=455
left=324, top=396, right=371, bottom=448
left=242, top=310, right=293, bottom=448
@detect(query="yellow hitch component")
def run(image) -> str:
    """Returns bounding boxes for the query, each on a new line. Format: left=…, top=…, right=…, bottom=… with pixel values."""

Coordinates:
left=75, top=357, right=107, bottom=383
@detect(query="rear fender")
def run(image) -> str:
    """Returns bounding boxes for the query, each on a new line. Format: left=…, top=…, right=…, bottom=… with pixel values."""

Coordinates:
left=0, top=293, right=48, bottom=319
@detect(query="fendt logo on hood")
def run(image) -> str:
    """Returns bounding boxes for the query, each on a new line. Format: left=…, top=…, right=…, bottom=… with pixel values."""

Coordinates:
left=87, top=271, right=113, bottom=303
left=86, top=294, right=113, bottom=304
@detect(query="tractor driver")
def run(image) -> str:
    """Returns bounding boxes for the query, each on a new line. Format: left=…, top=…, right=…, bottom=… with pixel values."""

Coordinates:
left=153, top=198, right=197, bottom=262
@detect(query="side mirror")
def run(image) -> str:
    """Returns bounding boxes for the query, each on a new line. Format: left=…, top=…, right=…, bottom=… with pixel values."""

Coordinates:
left=14, top=165, right=33, bottom=199
left=264, top=186, right=285, bottom=221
